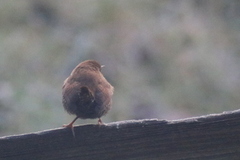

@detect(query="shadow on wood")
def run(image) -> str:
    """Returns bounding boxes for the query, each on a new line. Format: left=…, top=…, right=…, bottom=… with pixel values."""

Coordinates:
left=1, top=109, right=240, bottom=160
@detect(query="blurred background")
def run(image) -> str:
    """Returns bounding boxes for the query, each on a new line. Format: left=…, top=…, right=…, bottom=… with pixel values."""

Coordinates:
left=0, top=0, right=240, bottom=136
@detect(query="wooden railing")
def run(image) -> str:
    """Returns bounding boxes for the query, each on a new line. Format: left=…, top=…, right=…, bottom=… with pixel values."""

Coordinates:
left=1, top=109, right=240, bottom=160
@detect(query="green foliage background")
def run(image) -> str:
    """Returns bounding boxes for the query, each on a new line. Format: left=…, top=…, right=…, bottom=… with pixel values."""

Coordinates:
left=1, top=0, right=240, bottom=136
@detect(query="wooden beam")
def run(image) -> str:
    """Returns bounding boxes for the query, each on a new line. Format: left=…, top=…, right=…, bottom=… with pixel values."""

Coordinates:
left=1, top=110, right=240, bottom=160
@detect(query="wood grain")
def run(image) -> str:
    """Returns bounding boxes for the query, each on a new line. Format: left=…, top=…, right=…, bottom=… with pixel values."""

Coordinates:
left=1, top=110, right=240, bottom=160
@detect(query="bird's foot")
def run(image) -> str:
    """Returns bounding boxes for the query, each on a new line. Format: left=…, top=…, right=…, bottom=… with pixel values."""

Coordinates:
left=63, top=123, right=75, bottom=138
left=63, top=116, right=79, bottom=138
left=63, top=123, right=73, bottom=128
left=98, top=118, right=105, bottom=125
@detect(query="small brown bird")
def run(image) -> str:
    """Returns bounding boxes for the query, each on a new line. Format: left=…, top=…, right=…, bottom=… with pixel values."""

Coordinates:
left=62, top=60, right=114, bottom=135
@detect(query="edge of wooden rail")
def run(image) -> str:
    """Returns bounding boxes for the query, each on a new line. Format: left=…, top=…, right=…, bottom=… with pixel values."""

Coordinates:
left=1, top=109, right=240, bottom=160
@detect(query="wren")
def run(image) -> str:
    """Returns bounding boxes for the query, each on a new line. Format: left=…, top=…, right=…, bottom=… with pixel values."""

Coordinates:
left=62, top=60, right=114, bottom=136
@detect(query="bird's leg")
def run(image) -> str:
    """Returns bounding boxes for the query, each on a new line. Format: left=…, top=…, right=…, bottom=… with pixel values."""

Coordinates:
left=98, top=118, right=104, bottom=125
left=63, top=116, right=79, bottom=128
left=63, top=116, right=79, bottom=137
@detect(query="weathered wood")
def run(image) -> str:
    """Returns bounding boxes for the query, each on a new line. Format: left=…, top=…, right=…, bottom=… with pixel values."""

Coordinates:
left=1, top=110, right=240, bottom=160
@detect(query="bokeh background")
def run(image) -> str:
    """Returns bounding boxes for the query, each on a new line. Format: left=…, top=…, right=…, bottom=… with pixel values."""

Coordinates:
left=1, top=0, right=240, bottom=136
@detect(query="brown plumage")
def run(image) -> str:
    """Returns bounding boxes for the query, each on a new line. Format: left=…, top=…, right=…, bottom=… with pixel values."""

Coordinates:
left=62, top=60, right=114, bottom=134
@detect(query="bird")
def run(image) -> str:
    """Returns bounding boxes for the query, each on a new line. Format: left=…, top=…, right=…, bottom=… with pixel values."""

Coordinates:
left=62, top=60, right=114, bottom=136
